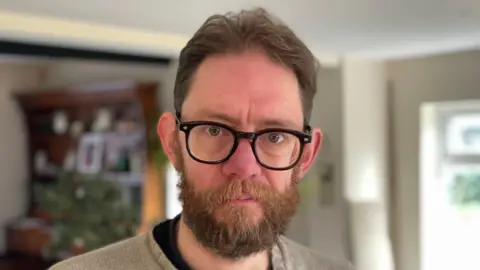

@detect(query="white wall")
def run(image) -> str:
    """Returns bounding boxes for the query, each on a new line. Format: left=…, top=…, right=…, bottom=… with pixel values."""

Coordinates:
left=309, top=67, right=349, bottom=260
left=343, top=59, right=387, bottom=203
left=45, top=60, right=168, bottom=86
left=342, top=59, right=394, bottom=270
left=286, top=67, right=350, bottom=261
left=388, top=50, right=480, bottom=270
left=0, top=63, right=44, bottom=253
left=44, top=59, right=173, bottom=112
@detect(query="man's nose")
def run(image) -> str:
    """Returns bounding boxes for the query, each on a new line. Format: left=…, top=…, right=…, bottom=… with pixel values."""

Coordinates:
left=222, top=139, right=262, bottom=179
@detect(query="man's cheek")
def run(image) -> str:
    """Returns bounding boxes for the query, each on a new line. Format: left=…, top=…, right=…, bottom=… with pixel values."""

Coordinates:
left=265, top=171, right=291, bottom=193
left=185, top=162, right=219, bottom=191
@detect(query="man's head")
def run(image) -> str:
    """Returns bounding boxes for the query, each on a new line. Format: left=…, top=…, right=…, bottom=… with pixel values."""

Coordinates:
left=158, top=8, right=322, bottom=259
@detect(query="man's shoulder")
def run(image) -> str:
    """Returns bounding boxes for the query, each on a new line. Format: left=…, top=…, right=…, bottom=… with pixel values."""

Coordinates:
left=278, top=236, right=354, bottom=270
left=48, top=233, right=157, bottom=270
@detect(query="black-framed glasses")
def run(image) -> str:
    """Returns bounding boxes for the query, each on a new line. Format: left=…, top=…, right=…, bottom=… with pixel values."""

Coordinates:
left=176, top=119, right=312, bottom=170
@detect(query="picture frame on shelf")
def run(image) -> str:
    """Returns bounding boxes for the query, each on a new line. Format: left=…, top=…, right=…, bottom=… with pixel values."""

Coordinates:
left=76, top=133, right=105, bottom=174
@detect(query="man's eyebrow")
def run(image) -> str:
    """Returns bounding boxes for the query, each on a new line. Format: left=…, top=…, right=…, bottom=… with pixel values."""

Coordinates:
left=193, top=110, right=240, bottom=125
left=258, top=118, right=302, bottom=130
left=191, top=109, right=302, bottom=130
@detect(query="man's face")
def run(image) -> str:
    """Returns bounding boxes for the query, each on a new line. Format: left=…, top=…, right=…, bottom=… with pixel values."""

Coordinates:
left=158, top=51, right=321, bottom=259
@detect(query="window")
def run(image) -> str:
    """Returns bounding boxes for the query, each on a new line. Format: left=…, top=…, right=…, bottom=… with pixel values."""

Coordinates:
left=446, top=114, right=480, bottom=156
left=449, top=169, right=480, bottom=209
left=421, top=102, right=480, bottom=270
left=443, top=112, right=480, bottom=213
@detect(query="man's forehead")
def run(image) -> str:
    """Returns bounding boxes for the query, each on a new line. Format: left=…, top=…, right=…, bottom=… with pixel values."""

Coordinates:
left=181, top=51, right=304, bottom=127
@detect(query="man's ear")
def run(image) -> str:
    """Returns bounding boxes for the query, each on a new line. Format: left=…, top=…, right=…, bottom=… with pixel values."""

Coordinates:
left=157, top=112, right=179, bottom=169
left=297, top=128, right=322, bottom=179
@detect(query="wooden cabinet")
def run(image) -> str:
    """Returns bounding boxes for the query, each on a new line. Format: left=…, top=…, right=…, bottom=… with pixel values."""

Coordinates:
left=6, top=81, right=166, bottom=258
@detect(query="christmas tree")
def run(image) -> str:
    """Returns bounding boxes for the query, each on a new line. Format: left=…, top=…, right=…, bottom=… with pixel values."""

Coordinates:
left=39, top=172, right=140, bottom=258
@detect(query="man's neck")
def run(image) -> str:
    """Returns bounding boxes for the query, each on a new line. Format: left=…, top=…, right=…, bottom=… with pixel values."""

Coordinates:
left=176, top=217, right=270, bottom=270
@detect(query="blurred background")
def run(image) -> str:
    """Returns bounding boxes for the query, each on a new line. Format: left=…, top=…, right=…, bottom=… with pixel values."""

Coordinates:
left=0, top=1, right=479, bottom=270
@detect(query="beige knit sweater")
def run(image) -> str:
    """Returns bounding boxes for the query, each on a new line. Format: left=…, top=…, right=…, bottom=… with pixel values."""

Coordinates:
left=49, top=231, right=354, bottom=270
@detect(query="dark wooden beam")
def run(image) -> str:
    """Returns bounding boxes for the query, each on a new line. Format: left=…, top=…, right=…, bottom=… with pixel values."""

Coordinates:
left=0, top=40, right=171, bottom=65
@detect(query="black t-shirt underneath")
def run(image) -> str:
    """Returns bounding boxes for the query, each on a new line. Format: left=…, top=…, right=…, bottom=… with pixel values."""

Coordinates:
left=153, top=215, right=273, bottom=270
left=153, top=214, right=191, bottom=270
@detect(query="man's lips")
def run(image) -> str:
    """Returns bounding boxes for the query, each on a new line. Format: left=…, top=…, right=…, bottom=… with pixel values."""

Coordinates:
left=239, top=194, right=253, bottom=200
left=229, top=194, right=255, bottom=204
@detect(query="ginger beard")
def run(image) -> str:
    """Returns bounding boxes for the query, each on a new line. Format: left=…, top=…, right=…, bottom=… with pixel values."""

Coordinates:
left=173, top=137, right=301, bottom=259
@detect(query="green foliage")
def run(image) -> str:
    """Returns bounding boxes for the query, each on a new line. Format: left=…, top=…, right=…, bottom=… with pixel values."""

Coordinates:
left=146, top=116, right=169, bottom=169
left=39, top=172, right=139, bottom=257
left=450, top=172, right=480, bottom=206
left=153, top=142, right=169, bottom=168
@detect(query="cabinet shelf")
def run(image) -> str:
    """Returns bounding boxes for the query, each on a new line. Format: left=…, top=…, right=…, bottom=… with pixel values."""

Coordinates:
left=9, top=81, right=166, bottom=259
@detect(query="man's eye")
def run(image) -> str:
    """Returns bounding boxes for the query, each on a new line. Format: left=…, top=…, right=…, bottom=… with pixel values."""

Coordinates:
left=268, top=133, right=284, bottom=143
left=206, top=126, right=221, bottom=136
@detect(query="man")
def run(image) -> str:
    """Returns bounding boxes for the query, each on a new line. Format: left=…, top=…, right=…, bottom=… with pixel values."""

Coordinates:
left=50, top=8, right=353, bottom=270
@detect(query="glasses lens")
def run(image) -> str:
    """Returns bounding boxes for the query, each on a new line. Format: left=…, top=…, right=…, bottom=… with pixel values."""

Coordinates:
left=255, top=131, right=301, bottom=169
left=188, top=124, right=234, bottom=162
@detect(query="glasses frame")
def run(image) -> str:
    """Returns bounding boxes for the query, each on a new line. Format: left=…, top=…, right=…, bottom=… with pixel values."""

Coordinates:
left=176, top=118, right=312, bottom=171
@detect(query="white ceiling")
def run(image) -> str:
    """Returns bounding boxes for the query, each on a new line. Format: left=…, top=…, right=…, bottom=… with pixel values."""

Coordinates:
left=0, top=0, right=480, bottom=60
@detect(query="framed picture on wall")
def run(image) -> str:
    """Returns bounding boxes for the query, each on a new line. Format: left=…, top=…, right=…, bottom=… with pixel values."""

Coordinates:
left=76, top=133, right=105, bottom=174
